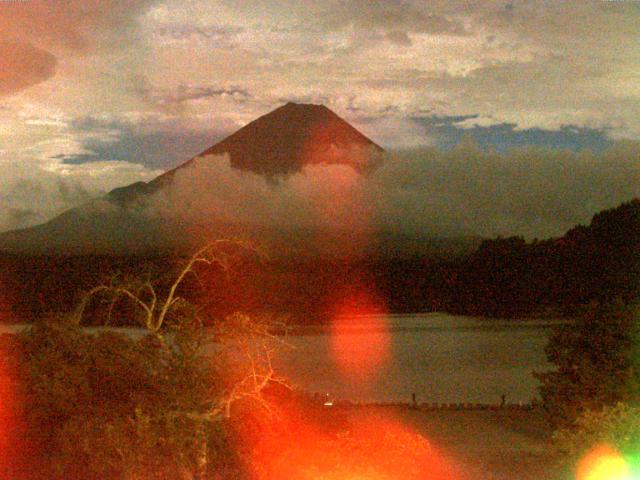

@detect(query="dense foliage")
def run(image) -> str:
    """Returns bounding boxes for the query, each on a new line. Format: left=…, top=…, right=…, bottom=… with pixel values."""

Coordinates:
left=554, top=402, right=640, bottom=460
left=0, top=243, right=289, bottom=479
left=535, top=301, right=640, bottom=428
left=0, top=320, right=237, bottom=479
left=452, top=198, right=640, bottom=317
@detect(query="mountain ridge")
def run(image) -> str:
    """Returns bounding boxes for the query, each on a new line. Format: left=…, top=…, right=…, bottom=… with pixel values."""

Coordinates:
left=106, top=102, right=383, bottom=203
left=0, top=102, right=384, bottom=254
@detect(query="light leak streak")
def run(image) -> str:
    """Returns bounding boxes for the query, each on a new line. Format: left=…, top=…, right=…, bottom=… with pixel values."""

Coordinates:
left=329, top=287, right=391, bottom=383
left=0, top=341, right=20, bottom=475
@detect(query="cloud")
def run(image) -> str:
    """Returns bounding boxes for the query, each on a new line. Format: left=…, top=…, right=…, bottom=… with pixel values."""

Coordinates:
left=0, top=0, right=158, bottom=95
left=0, top=40, right=57, bottom=95
left=0, top=0, right=638, bottom=233
left=135, top=141, right=640, bottom=242
left=154, top=23, right=244, bottom=45
left=145, top=84, right=252, bottom=106
left=376, top=143, right=640, bottom=239
left=326, top=1, right=470, bottom=37
left=0, top=172, right=90, bottom=231
left=130, top=0, right=640, bottom=142
left=145, top=155, right=372, bottom=239
left=385, top=31, right=413, bottom=47
left=0, top=158, right=160, bottom=234
left=0, top=0, right=158, bottom=52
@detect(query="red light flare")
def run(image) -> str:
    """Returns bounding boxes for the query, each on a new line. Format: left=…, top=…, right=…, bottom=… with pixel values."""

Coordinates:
left=238, top=398, right=464, bottom=480
left=229, top=111, right=440, bottom=478
left=328, top=286, right=391, bottom=383
left=298, top=120, right=390, bottom=384
left=297, top=115, right=377, bottom=240
left=294, top=160, right=372, bottom=236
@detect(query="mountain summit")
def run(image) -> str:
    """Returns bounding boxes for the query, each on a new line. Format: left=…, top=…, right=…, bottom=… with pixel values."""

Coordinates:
left=178, top=102, right=383, bottom=176
left=108, top=102, right=383, bottom=202
left=0, top=103, right=385, bottom=254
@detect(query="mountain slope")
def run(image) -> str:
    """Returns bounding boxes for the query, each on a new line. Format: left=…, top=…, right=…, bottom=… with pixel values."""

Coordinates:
left=450, top=198, right=640, bottom=316
left=161, top=101, right=383, bottom=177
left=0, top=103, right=384, bottom=254
left=106, top=102, right=383, bottom=202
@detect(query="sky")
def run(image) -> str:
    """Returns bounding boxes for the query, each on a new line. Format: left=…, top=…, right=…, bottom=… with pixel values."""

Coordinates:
left=0, top=0, right=639, bottom=236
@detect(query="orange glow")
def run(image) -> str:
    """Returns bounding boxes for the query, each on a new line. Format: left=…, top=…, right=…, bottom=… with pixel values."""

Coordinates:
left=241, top=401, right=463, bottom=480
left=297, top=112, right=375, bottom=238
left=329, top=287, right=390, bottom=382
left=577, top=444, right=632, bottom=480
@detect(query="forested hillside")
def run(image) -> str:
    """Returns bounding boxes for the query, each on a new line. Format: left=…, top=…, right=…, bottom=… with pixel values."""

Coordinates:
left=451, top=198, right=640, bottom=317
left=1, top=199, right=637, bottom=323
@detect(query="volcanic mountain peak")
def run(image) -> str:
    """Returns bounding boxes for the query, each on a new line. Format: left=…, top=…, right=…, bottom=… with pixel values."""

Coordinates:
left=151, top=102, right=384, bottom=186
left=0, top=103, right=385, bottom=254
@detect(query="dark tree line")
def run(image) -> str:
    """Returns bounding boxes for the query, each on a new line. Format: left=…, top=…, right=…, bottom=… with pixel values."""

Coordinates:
left=450, top=198, right=640, bottom=317
left=1, top=198, right=638, bottom=324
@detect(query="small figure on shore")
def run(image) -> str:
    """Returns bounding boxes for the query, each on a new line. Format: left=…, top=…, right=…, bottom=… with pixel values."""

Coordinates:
left=500, top=393, right=506, bottom=408
left=412, top=392, right=417, bottom=407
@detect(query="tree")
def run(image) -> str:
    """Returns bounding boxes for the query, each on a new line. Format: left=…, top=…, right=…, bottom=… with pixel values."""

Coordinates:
left=534, top=300, right=640, bottom=428
left=1, top=241, right=287, bottom=479
left=72, top=240, right=248, bottom=334
left=5, top=320, right=216, bottom=479
left=554, top=402, right=640, bottom=460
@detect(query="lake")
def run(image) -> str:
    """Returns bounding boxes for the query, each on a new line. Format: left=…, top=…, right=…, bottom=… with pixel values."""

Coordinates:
left=1, top=313, right=560, bottom=405
left=273, top=313, right=560, bottom=405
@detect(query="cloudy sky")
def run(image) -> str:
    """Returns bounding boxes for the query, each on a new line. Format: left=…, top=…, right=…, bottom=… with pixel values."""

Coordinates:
left=0, top=0, right=639, bottom=235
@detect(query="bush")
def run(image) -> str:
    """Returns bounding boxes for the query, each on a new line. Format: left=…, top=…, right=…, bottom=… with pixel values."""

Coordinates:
left=0, top=243, right=284, bottom=479
left=2, top=320, right=221, bottom=479
left=554, top=402, right=640, bottom=460
left=534, top=300, right=640, bottom=428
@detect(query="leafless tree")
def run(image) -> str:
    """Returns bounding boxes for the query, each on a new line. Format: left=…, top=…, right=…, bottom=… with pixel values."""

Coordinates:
left=69, top=240, right=289, bottom=478
left=72, top=240, right=250, bottom=334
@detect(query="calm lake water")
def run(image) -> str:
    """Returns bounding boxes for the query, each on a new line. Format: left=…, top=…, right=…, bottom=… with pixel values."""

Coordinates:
left=1, top=313, right=560, bottom=404
left=274, top=313, right=559, bottom=404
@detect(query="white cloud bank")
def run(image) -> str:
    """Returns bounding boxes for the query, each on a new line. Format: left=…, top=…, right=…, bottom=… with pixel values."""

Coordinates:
left=0, top=160, right=159, bottom=233
left=143, top=142, right=640, bottom=241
